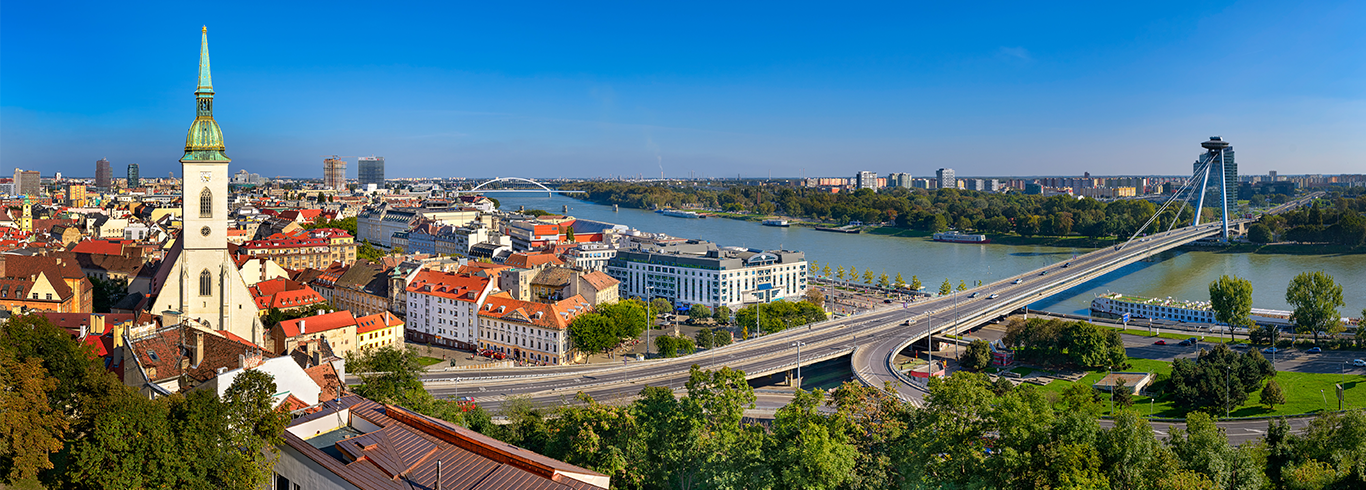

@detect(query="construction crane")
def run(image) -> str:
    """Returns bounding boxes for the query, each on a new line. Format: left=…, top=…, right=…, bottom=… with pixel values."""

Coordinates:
left=320, top=155, right=358, bottom=160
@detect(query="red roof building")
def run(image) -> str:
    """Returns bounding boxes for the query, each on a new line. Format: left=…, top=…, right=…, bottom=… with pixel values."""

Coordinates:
left=250, top=277, right=327, bottom=311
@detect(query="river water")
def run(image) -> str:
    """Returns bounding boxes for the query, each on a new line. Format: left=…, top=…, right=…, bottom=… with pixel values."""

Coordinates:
left=488, top=192, right=1365, bottom=316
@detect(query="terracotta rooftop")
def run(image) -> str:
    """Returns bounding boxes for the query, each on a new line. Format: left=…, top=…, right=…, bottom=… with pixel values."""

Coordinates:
left=405, top=270, right=491, bottom=304
left=477, top=292, right=590, bottom=331
left=503, top=252, right=564, bottom=270
left=356, top=312, right=403, bottom=335
left=577, top=270, right=618, bottom=292
left=279, top=310, right=358, bottom=338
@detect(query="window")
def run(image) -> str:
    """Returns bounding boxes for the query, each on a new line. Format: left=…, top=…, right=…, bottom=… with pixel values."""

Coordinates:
left=199, top=269, right=212, bottom=296
left=200, top=188, right=213, bottom=218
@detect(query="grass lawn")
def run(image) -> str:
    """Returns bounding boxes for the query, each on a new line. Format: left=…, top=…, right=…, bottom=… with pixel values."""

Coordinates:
left=416, top=356, right=445, bottom=367
left=1031, top=357, right=1366, bottom=418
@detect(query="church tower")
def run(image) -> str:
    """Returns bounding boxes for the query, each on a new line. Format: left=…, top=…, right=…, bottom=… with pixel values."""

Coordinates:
left=151, top=27, right=262, bottom=344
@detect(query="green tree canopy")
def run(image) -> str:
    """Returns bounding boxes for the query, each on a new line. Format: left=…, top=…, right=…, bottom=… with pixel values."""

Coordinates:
left=1286, top=271, right=1346, bottom=343
left=1209, top=275, right=1255, bottom=330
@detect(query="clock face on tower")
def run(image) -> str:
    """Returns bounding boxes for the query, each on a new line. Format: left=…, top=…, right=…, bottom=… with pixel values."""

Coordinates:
left=200, top=171, right=212, bottom=183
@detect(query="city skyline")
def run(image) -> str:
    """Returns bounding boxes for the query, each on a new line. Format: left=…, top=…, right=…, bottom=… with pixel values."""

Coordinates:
left=3, top=2, right=1363, bottom=179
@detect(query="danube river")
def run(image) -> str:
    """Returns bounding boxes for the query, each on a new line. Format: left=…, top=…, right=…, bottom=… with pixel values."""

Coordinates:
left=487, top=192, right=1365, bottom=316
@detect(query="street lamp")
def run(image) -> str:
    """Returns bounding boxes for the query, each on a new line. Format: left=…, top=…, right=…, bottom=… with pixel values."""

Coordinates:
left=646, top=285, right=654, bottom=356
left=792, top=341, right=806, bottom=390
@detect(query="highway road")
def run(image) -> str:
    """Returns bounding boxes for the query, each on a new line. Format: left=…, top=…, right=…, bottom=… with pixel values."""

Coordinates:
left=397, top=192, right=1324, bottom=439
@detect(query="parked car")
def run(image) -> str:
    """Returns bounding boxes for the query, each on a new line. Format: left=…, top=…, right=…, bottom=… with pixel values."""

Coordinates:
left=1306, top=347, right=1322, bottom=354
left=1263, top=347, right=1280, bottom=354
left=1154, top=340, right=1167, bottom=345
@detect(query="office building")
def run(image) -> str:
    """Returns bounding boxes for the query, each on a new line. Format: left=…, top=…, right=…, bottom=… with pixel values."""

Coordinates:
left=95, top=158, right=113, bottom=192
left=66, top=183, right=87, bottom=207
left=323, top=157, right=347, bottom=190
left=358, top=156, right=385, bottom=188
left=606, top=237, right=807, bottom=310
left=1269, top=170, right=1278, bottom=181
left=936, top=168, right=956, bottom=190
left=13, top=169, right=41, bottom=196
left=127, top=163, right=140, bottom=188
left=855, top=171, right=880, bottom=191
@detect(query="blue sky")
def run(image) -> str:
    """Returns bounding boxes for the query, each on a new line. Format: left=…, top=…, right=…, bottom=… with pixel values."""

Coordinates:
left=3, top=1, right=1362, bottom=180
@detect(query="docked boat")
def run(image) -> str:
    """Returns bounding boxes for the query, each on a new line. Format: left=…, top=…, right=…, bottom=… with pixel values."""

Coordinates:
left=660, top=209, right=703, bottom=219
left=932, top=230, right=989, bottom=243
left=761, top=218, right=790, bottom=227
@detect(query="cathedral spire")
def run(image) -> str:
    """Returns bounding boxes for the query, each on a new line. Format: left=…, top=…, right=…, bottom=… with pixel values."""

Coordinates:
left=182, top=26, right=229, bottom=162
left=197, top=26, right=213, bottom=96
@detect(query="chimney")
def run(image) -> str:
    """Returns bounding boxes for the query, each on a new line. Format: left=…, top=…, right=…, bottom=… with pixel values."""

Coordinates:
left=299, top=320, right=306, bottom=334
left=112, top=323, right=126, bottom=348
left=193, top=331, right=204, bottom=367
left=436, top=460, right=442, bottom=490
left=92, top=314, right=108, bottom=334
left=78, top=323, right=87, bottom=339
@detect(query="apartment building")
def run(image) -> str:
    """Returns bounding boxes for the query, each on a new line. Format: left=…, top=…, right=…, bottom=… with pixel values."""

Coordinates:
left=404, top=270, right=495, bottom=350
left=476, top=292, right=590, bottom=365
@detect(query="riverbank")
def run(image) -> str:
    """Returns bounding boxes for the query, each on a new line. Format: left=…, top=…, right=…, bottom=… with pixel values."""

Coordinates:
left=1183, top=242, right=1366, bottom=256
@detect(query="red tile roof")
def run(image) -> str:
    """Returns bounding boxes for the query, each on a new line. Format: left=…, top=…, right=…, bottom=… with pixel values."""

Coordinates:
left=69, top=239, right=134, bottom=255
left=405, top=270, right=491, bottom=304
left=478, top=292, right=590, bottom=331
left=278, top=310, right=357, bottom=338
left=356, top=312, right=403, bottom=335
left=504, top=252, right=565, bottom=269
left=249, top=277, right=326, bottom=310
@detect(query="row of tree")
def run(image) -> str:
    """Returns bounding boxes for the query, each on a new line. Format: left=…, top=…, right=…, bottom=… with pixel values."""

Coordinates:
left=1252, top=194, right=1366, bottom=247
left=564, top=182, right=1192, bottom=239
left=1, top=314, right=288, bottom=489
left=1002, top=318, right=1128, bottom=369
left=1209, top=271, right=1356, bottom=346
left=366, top=361, right=1366, bottom=490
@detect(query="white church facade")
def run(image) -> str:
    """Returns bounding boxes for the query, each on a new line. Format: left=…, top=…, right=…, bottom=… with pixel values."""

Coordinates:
left=150, top=27, right=264, bottom=345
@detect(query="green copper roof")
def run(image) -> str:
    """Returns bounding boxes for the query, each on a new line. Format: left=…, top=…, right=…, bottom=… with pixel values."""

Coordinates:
left=196, top=26, right=213, bottom=96
left=182, top=26, right=230, bottom=163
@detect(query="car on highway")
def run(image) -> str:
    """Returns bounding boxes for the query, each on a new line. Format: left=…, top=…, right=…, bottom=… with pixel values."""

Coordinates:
left=883, top=299, right=893, bottom=304
left=1353, top=359, right=1366, bottom=367
left=1013, top=279, right=1023, bottom=284
left=1063, top=262, right=1071, bottom=267
left=1039, top=270, right=1048, bottom=276
left=455, top=396, right=474, bottom=402
left=1154, top=340, right=1167, bottom=345
left=988, top=294, right=999, bottom=299
left=969, top=292, right=980, bottom=298
left=1263, top=347, right=1280, bottom=354
left=1306, top=347, right=1322, bottom=354
left=1177, top=337, right=1199, bottom=346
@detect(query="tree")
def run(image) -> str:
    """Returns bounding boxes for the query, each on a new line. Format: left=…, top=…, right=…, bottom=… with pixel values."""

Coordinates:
left=803, top=288, right=825, bottom=309
left=564, top=225, right=576, bottom=242
left=89, top=275, right=129, bottom=313
left=862, top=269, right=874, bottom=284
left=1209, top=275, right=1255, bottom=333
left=568, top=313, right=616, bottom=354
left=695, top=328, right=715, bottom=349
left=821, top=264, right=831, bottom=278
left=347, top=344, right=425, bottom=404
left=877, top=272, right=890, bottom=289
left=714, top=305, right=733, bottom=325
left=849, top=266, right=859, bottom=283
left=910, top=275, right=922, bottom=291
left=599, top=300, right=649, bottom=339
left=1286, top=271, right=1346, bottom=344
left=768, top=389, right=857, bottom=489
left=894, top=272, right=905, bottom=288
left=960, top=340, right=992, bottom=371
left=957, top=280, right=967, bottom=292
left=1261, top=378, right=1285, bottom=410
left=1247, top=223, right=1274, bottom=243
left=1112, top=377, right=1134, bottom=408
left=835, top=266, right=845, bottom=281
left=687, top=303, right=712, bottom=323
left=1169, top=343, right=1276, bottom=414
left=939, top=278, right=952, bottom=295
left=809, top=260, right=818, bottom=275
left=0, top=351, right=67, bottom=483
left=650, top=297, right=674, bottom=316
left=219, top=369, right=291, bottom=488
